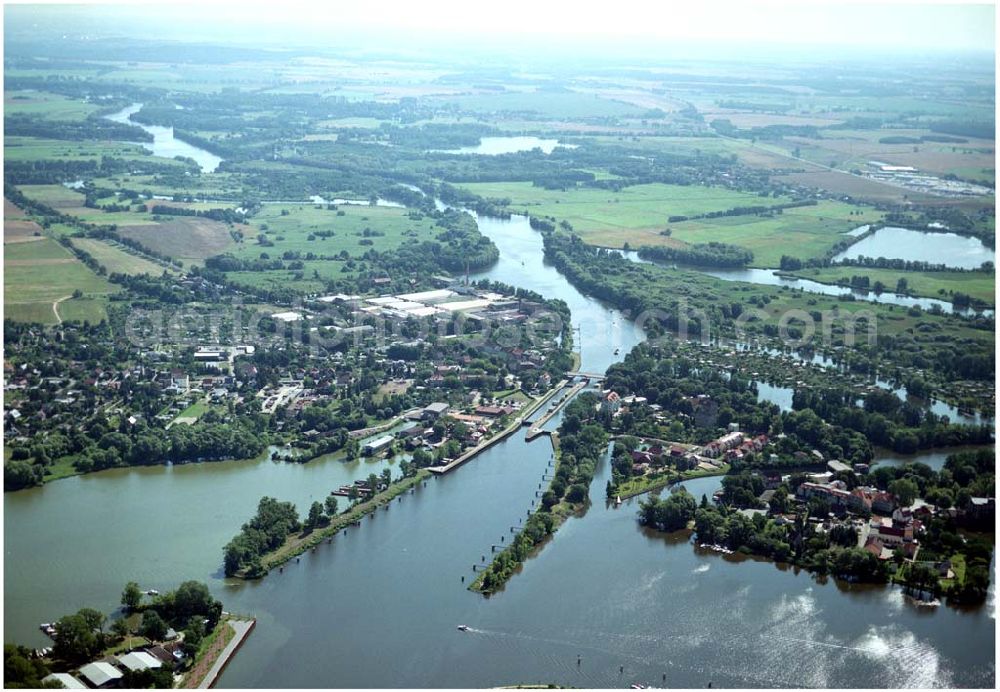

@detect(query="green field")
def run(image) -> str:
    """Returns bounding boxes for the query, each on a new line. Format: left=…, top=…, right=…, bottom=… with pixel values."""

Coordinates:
left=460, top=181, right=881, bottom=266
left=221, top=204, right=458, bottom=291
left=3, top=136, right=167, bottom=164
left=4, top=91, right=99, bottom=120
left=4, top=237, right=75, bottom=262
left=664, top=201, right=882, bottom=267
left=72, top=238, right=173, bottom=276
left=239, top=204, right=446, bottom=258
left=88, top=172, right=245, bottom=199
left=790, top=266, right=996, bottom=305
left=4, top=235, right=118, bottom=324
left=460, top=181, right=781, bottom=232
left=16, top=184, right=86, bottom=209
left=4, top=262, right=116, bottom=303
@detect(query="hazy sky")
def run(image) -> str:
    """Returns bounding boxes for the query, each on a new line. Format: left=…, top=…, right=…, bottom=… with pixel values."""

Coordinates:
left=5, top=0, right=996, bottom=53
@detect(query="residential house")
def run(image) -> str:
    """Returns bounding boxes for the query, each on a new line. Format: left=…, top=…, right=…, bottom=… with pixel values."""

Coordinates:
left=77, top=662, right=123, bottom=688
left=600, top=391, right=621, bottom=415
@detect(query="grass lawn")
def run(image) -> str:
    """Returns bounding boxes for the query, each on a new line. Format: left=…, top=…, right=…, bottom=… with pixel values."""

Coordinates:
left=176, top=399, right=210, bottom=422
left=789, top=267, right=995, bottom=305
left=491, top=388, right=531, bottom=403
left=42, top=456, right=81, bottom=483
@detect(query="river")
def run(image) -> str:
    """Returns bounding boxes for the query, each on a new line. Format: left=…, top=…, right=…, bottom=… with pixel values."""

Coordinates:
left=2, top=210, right=994, bottom=688
left=105, top=103, right=223, bottom=173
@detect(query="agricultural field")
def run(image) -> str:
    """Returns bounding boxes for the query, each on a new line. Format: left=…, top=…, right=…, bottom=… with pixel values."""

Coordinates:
left=71, top=237, right=174, bottom=276
left=4, top=238, right=118, bottom=325
left=4, top=199, right=44, bottom=243
left=789, top=266, right=996, bottom=306
left=4, top=237, right=77, bottom=263
left=16, top=184, right=86, bottom=209
left=3, top=90, right=100, bottom=120
left=118, top=217, right=235, bottom=266
left=459, top=181, right=785, bottom=233
left=3, top=136, right=170, bottom=164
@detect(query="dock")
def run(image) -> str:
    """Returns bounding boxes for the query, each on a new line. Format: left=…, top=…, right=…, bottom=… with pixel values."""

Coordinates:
left=427, top=379, right=569, bottom=475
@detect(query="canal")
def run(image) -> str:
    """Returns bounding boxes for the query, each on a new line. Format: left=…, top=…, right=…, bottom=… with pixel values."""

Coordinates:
left=2, top=210, right=994, bottom=688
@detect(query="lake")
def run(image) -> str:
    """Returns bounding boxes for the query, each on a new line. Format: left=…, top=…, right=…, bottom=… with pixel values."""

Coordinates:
left=832, top=227, right=995, bottom=270
left=2, top=207, right=994, bottom=688
left=105, top=103, right=223, bottom=173
left=439, top=136, right=572, bottom=156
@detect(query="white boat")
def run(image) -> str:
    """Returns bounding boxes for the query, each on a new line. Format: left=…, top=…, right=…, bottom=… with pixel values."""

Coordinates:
left=145, top=589, right=159, bottom=596
left=456, top=624, right=470, bottom=632
left=615, top=495, right=622, bottom=505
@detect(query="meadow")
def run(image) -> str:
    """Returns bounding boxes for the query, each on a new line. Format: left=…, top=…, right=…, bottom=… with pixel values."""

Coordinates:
left=118, top=217, right=234, bottom=266
left=237, top=204, right=452, bottom=259
left=4, top=136, right=174, bottom=164
left=4, top=91, right=99, bottom=120
left=204, top=204, right=462, bottom=291
left=459, top=181, right=781, bottom=231
left=72, top=237, right=175, bottom=276
left=460, top=181, right=882, bottom=266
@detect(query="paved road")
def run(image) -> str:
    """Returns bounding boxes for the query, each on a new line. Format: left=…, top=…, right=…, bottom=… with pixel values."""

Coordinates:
left=197, top=619, right=255, bottom=689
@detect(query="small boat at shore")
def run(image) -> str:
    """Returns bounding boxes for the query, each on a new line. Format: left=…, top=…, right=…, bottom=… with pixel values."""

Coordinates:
left=615, top=495, right=622, bottom=506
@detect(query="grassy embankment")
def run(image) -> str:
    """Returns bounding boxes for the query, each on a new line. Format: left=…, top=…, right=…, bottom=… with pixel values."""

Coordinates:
left=241, top=469, right=432, bottom=577
left=612, top=462, right=732, bottom=500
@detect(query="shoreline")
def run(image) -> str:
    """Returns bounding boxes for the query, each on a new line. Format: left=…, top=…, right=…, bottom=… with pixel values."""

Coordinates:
left=185, top=617, right=256, bottom=689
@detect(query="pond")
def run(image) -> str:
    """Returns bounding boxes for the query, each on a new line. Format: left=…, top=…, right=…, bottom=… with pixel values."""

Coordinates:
left=832, top=227, right=995, bottom=270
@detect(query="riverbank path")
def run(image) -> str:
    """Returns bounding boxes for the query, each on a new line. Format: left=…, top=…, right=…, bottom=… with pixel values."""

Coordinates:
left=195, top=618, right=255, bottom=688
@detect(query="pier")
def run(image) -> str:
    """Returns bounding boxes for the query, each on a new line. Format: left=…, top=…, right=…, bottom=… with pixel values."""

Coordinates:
left=427, top=379, right=568, bottom=475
